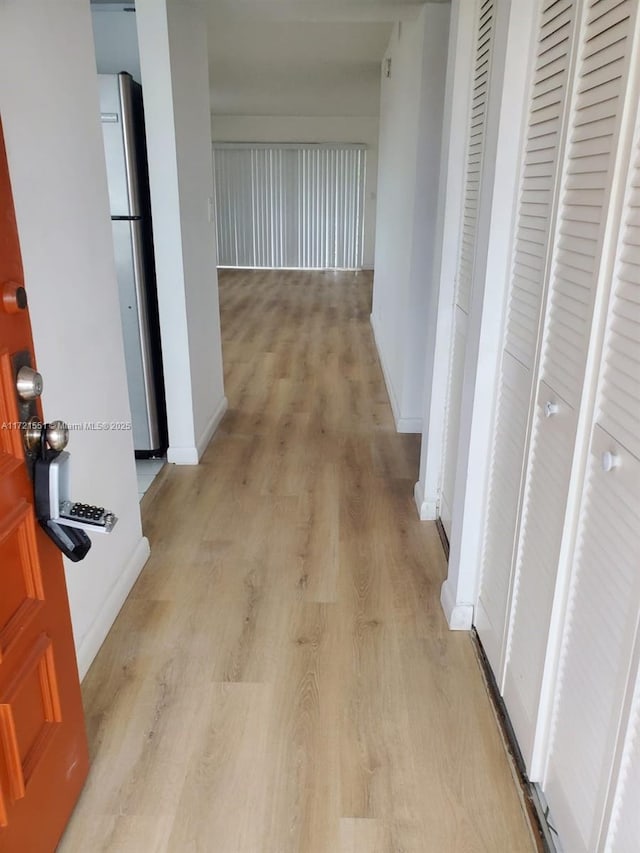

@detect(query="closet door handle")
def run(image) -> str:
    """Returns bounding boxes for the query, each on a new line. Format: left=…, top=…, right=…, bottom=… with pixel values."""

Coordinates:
left=544, top=401, right=559, bottom=418
left=601, top=451, right=619, bottom=473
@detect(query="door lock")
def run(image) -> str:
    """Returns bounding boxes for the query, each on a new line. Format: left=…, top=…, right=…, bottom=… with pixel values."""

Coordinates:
left=16, top=365, right=43, bottom=400
left=23, top=417, right=69, bottom=453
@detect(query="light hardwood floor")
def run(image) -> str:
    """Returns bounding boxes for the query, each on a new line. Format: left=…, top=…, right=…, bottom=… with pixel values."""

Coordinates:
left=59, top=270, right=535, bottom=853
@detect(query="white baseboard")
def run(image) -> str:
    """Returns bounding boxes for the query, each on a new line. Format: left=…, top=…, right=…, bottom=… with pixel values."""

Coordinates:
left=440, top=579, right=474, bottom=631
left=77, top=536, right=151, bottom=680
left=413, top=480, right=437, bottom=520
left=397, top=416, right=422, bottom=433
left=167, top=396, right=229, bottom=466
left=167, top=445, right=199, bottom=465
left=196, top=395, right=228, bottom=459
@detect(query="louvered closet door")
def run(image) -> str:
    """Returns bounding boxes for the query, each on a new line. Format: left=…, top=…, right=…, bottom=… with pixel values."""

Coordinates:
left=475, top=0, right=577, bottom=674
left=440, top=0, right=494, bottom=539
left=503, top=0, right=637, bottom=770
left=605, top=667, right=640, bottom=852
left=543, top=115, right=640, bottom=851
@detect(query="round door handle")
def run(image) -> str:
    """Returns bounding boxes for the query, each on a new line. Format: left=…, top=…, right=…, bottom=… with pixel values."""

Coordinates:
left=46, top=420, right=69, bottom=452
left=16, top=366, right=43, bottom=401
left=544, top=401, right=559, bottom=418
left=601, top=451, right=619, bottom=473
left=23, top=416, right=44, bottom=453
left=22, top=417, right=69, bottom=453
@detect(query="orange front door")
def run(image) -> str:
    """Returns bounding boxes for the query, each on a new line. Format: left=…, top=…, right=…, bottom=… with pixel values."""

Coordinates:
left=0, top=120, right=89, bottom=850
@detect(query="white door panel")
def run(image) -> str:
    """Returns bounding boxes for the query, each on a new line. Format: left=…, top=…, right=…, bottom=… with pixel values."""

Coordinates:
left=503, top=382, right=577, bottom=763
left=544, top=429, right=640, bottom=852
left=476, top=352, right=531, bottom=675
left=440, top=309, right=468, bottom=540
left=476, top=0, right=578, bottom=677
left=502, top=0, right=636, bottom=774
left=546, top=92, right=640, bottom=848
left=605, top=666, right=640, bottom=853
left=439, top=0, right=495, bottom=536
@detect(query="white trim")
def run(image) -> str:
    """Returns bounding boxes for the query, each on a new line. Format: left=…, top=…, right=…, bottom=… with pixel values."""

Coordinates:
left=440, top=579, right=473, bottom=630
left=167, top=445, right=199, bottom=465
left=76, top=536, right=151, bottom=681
left=415, top=0, right=478, bottom=514
left=396, top=416, right=422, bottom=434
left=414, top=479, right=437, bottom=520
left=196, top=395, right=228, bottom=459
left=212, top=141, right=367, bottom=151
left=166, top=395, right=228, bottom=465
left=446, top=1, right=538, bottom=612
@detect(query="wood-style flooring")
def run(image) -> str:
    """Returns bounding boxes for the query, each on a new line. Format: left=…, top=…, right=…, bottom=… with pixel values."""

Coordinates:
left=59, top=269, right=534, bottom=852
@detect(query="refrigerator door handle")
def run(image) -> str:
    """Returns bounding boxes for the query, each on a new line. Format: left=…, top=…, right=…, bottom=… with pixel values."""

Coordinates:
left=118, top=73, right=143, bottom=218
left=130, top=219, right=160, bottom=446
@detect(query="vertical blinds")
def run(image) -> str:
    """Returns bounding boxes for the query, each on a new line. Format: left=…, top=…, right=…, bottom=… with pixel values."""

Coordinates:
left=212, top=143, right=366, bottom=270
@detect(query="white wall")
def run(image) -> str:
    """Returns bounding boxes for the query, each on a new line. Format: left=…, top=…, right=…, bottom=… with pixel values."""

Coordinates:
left=370, top=4, right=450, bottom=433
left=136, top=0, right=227, bottom=464
left=207, top=19, right=387, bottom=118
left=91, top=3, right=142, bottom=83
left=0, top=0, right=150, bottom=679
left=414, top=0, right=476, bottom=521
left=211, top=114, right=379, bottom=268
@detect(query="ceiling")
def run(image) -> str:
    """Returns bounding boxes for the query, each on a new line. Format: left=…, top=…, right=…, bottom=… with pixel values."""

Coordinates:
left=92, top=0, right=448, bottom=117
left=205, top=0, right=432, bottom=117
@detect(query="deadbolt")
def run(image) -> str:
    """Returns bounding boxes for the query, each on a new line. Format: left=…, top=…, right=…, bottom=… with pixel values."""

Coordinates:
left=23, top=417, right=69, bottom=453
left=16, top=365, right=43, bottom=400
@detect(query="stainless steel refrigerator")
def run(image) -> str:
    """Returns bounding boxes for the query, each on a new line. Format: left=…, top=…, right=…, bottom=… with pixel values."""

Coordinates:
left=99, top=72, right=166, bottom=455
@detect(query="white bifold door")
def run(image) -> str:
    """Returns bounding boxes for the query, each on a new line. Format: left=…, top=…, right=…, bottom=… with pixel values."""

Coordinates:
left=543, top=95, right=640, bottom=852
left=475, top=0, right=578, bottom=673
left=476, top=0, right=638, bottom=762
left=503, top=0, right=638, bottom=767
left=440, top=0, right=495, bottom=539
left=472, top=0, right=640, bottom=848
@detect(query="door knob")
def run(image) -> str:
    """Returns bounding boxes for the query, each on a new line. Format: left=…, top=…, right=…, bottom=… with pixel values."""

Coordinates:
left=23, top=417, right=69, bottom=453
left=544, top=401, right=559, bottom=418
left=45, top=420, right=70, bottom=452
left=16, top=365, right=43, bottom=400
left=601, top=451, right=619, bottom=473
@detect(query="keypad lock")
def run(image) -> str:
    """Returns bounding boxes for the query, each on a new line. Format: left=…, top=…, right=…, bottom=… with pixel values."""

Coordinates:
left=35, top=451, right=117, bottom=533
left=34, top=450, right=118, bottom=561
left=60, top=501, right=116, bottom=532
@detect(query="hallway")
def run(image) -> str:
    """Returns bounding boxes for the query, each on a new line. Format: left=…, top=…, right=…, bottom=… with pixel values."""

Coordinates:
left=59, top=270, right=534, bottom=852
